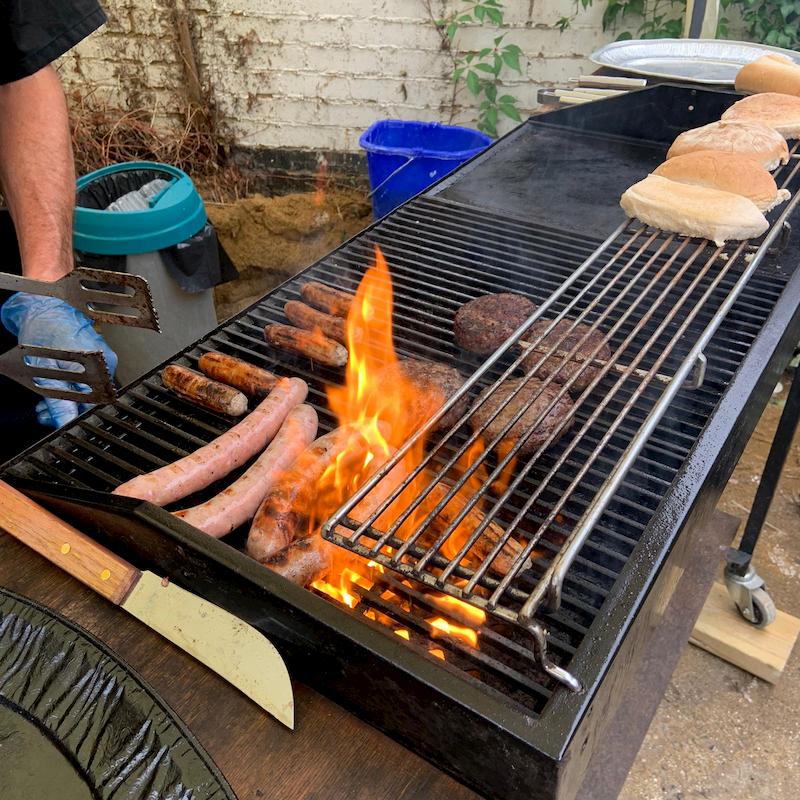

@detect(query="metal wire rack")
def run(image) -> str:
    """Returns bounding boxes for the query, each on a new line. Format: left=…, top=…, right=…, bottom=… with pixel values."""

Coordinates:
left=323, top=146, right=800, bottom=691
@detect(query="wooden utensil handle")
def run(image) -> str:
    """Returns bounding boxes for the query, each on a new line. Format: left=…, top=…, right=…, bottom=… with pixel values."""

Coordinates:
left=0, top=480, right=139, bottom=604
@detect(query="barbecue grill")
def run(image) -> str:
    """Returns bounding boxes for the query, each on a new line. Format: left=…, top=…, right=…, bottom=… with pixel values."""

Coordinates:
left=5, top=85, right=800, bottom=800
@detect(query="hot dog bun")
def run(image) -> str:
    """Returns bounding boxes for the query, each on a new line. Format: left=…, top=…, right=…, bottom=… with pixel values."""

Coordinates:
left=651, top=151, right=790, bottom=212
left=721, top=92, right=800, bottom=138
left=735, top=53, right=800, bottom=96
left=667, top=120, right=789, bottom=171
left=620, top=175, right=769, bottom=246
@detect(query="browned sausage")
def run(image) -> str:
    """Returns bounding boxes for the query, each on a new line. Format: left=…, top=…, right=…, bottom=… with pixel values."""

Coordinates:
left=284, top=300, right=347, bottom=345
left=197, top=352, right=277, bottom=399
left=162, top=364, right=248, bottom=416
left=261, top=537, right=334, bottom=585
left=114, top=377, right=308, bottom=505
left=300, top=281, right=353, bottom=318
left=265, top=323, right=348, bottom=368
left=174, top=404, right=318, bottom=537
left=426, top=483, right=528, bottom=576
left=246, top=425, right=371, bottom=562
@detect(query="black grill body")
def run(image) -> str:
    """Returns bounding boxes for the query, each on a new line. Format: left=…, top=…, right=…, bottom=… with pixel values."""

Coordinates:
left=5, top=86, right=800, bottom=800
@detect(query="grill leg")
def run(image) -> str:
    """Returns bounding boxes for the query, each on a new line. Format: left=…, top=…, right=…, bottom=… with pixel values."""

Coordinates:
left=724, top=369, right=800, bottom=627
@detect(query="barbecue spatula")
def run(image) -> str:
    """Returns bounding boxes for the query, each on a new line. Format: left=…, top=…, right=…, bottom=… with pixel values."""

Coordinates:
left=0, top=480, right=295, bottom=729
left=0, top=267, right=160, bottom=331
left=0, top=343, right=116, bottom=404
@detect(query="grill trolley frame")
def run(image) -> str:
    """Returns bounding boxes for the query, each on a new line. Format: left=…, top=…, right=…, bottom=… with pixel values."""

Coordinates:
left=5, top=85, right=800, bottom=799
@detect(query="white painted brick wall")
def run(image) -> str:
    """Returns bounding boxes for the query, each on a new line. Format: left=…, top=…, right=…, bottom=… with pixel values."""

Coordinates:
left=58, top=0, right=611, bottom=153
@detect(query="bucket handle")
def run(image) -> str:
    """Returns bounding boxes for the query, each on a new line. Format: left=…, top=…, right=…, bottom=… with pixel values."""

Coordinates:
left=368, top=155, right=419, bottom=200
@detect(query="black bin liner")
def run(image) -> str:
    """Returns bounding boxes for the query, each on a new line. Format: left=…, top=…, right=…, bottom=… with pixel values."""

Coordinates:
left=76, top=169, right=238, bottom=293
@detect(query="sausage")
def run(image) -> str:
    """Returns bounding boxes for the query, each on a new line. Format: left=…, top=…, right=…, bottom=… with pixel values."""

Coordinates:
left=284, top=300, right=347, bottom=345
left=246, top=425, right=371, bottom=562
left=174, top=404, right=319, bottom=537
left=426, top=483, right=528, bottom=576
left=113, top=377, right=308, bottom=505
left=197, top=352, right=277, bottom=399
left=300, top=281, right=353, bottom=318
left=265, top=323, right=348, bottom=368
left=162, top=364, right=248, bottom=417
left=261, top=537, right=334, bottom=586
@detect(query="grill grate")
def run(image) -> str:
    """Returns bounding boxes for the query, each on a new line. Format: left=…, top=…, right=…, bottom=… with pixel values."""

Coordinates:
left=4, top=177, right=793, bottom=710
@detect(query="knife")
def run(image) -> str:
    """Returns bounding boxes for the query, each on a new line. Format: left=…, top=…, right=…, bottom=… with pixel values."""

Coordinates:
left=0, top=480, right=294, bottom=729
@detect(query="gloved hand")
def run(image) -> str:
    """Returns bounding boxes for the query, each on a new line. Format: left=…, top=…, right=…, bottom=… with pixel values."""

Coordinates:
left=1, top=292, right=118, bottom=428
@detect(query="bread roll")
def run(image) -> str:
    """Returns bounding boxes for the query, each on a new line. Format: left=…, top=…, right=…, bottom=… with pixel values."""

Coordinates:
left=620, top=175, right=768, bottom=246
left=736, top=54, right=800, bottom=96
left=652, top=151, right=790, bottom=212
left=721, top=92, right=800, bottom=138
left=667, top=121, right=788, bottom=171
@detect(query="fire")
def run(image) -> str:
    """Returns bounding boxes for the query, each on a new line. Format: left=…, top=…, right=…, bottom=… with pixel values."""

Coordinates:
left=307, top=243, right=487, bottom=657
left=428, top=617, right=479, bottom=648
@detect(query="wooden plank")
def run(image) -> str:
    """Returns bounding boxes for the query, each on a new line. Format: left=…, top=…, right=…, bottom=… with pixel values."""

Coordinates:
left=690, top=582, right=800, bottom=683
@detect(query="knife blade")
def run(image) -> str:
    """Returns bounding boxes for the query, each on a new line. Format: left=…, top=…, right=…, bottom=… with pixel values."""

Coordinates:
left=0, top=479, right=294, bottom=729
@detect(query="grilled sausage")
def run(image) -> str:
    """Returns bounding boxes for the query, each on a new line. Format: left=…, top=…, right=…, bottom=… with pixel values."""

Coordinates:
left=427, top=483, right=528, bottom=576
left=265, top=323, right=348, bottom=368
left=174, top=404, right=319, bottom=537
left=284, top=300, right=347, bottom=345
left=197, top=352, right=278, bottom=399
left=246, top=425, right=371, bottom=562
left=300, top=281, right=353, bottom=318
left=162, top=364, right=248, bottom=417
left=261, top=537, right=334, bottom=585
left=113, top=377, right=308, bottom=505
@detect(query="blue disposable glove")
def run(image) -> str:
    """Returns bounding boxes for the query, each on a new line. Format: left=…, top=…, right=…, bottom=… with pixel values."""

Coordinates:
left=1, top=292, right=118, bottom=428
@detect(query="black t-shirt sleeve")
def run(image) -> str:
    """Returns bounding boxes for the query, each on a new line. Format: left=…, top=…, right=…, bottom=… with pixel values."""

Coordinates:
left=0, top=0, right=106, bottom=84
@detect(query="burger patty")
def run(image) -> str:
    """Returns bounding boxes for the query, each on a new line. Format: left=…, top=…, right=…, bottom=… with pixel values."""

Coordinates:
left=454, top=293, right=538, bottom=355
left=521, top=319, right=611, bottom=394
left=377, top=358, right=468, bottom=431
left=471, top=377, right=573, bottom=457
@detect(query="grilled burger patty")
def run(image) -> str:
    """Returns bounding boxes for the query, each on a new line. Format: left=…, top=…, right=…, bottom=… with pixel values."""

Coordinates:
left=471, top=376, right=573, bottom=457
left=454, top=293, right=538, bottom=355
left=377, top=358, right=468, bottom=431
left=521, top=319, right=612, bottom=394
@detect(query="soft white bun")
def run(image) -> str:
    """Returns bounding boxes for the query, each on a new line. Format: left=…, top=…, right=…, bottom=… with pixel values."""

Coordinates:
left=652, top=150, right=790, bottom=212
left=620, top=175, right=769, bottom=246
left=721, top=92, right=800, bottom=138
left=736, top=54, right=800, bottom=96
left=667, top=120, right=789, bottom=171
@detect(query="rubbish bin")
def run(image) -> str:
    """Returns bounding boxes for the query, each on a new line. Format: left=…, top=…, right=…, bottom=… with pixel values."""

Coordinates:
left=359, top=120, right=492, bottom=218
left=73, top=162, right=237, bottom=385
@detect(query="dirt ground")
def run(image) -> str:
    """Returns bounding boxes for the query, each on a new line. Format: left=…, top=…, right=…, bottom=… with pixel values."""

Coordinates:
left=620, top=382, right=800, bottom=800
left=206, top=188, right=372, bottom=321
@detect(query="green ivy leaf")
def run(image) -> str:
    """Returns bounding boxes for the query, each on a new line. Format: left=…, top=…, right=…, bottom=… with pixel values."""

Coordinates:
left=616, top=30, right=634, bottom=40
left=493, top=53, right=503, bottom=73
left=446, top=22, right=458, bottom=40
left=475, top=5, right=487, bottom=21
left=499, top=94, right=516, bottom=103
left=485, top=82, right=498, bottom=102
left=485, top=105, right=499, bottom=128
left=475, top=62, right=496, bottom=72
left=479, top=47, right=493, bottom=58
left=502, top=49, right=522, bottom=72
left=486, top=7, right=503, bottom=24
left=466, top=70, right=481, bottom=95
left=602, top=3, right=622, bottom=29
left=499, top=102, right=522, bottom=121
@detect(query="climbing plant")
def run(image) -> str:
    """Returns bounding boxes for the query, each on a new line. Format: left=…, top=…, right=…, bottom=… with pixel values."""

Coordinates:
left=556, top=0, right=800, bottom=49
left=426, top=0, right=524, bottom=137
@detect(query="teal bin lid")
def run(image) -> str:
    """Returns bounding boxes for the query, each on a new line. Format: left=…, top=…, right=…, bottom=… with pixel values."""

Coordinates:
left=73, top=161, right=207, bottom=255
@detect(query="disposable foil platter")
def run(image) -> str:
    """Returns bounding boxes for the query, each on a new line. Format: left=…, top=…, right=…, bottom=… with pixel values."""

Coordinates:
left=590, top=38, right=800, bottom=85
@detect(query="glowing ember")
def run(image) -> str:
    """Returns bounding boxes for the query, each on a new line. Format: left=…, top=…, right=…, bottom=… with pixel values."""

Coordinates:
left=430, top=648, right=446, bottom=660
left=428, top=616, right=479, bottom=648
left=395, top=629, right=410, bottom=640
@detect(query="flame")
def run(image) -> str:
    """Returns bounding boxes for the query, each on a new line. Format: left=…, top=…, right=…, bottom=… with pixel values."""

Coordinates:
left=428, top=616, right=479, bottom=648
left=430, top=594, right=487, bottom=625
left=430, top=648, right=446, bottom=660
left=304, top=244, right=488, bottom=656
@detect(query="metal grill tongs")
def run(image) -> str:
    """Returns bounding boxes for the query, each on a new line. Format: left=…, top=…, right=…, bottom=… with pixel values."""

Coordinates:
left=323, top=148, right=800, bottom=693
left=0, top=267, right=160, bottom=404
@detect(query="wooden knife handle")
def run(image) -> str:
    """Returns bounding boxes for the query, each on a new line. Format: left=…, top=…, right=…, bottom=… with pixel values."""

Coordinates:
left=0, top=480, right=139, bottom=604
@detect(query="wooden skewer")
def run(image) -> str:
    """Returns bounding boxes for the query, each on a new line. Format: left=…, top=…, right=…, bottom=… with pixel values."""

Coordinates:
left=575, top=74, right=647, bottom=89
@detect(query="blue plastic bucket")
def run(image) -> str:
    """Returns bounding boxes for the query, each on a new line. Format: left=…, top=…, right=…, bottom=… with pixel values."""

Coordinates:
left=359, top=120, right=492, bottom=218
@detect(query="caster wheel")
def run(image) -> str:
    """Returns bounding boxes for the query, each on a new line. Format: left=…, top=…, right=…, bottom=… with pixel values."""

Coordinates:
left=744, top=587, right=777, bottom=628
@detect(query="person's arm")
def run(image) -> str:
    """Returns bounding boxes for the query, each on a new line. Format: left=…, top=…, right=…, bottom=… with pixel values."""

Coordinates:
left=0, top=65, right=74, bottom=282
